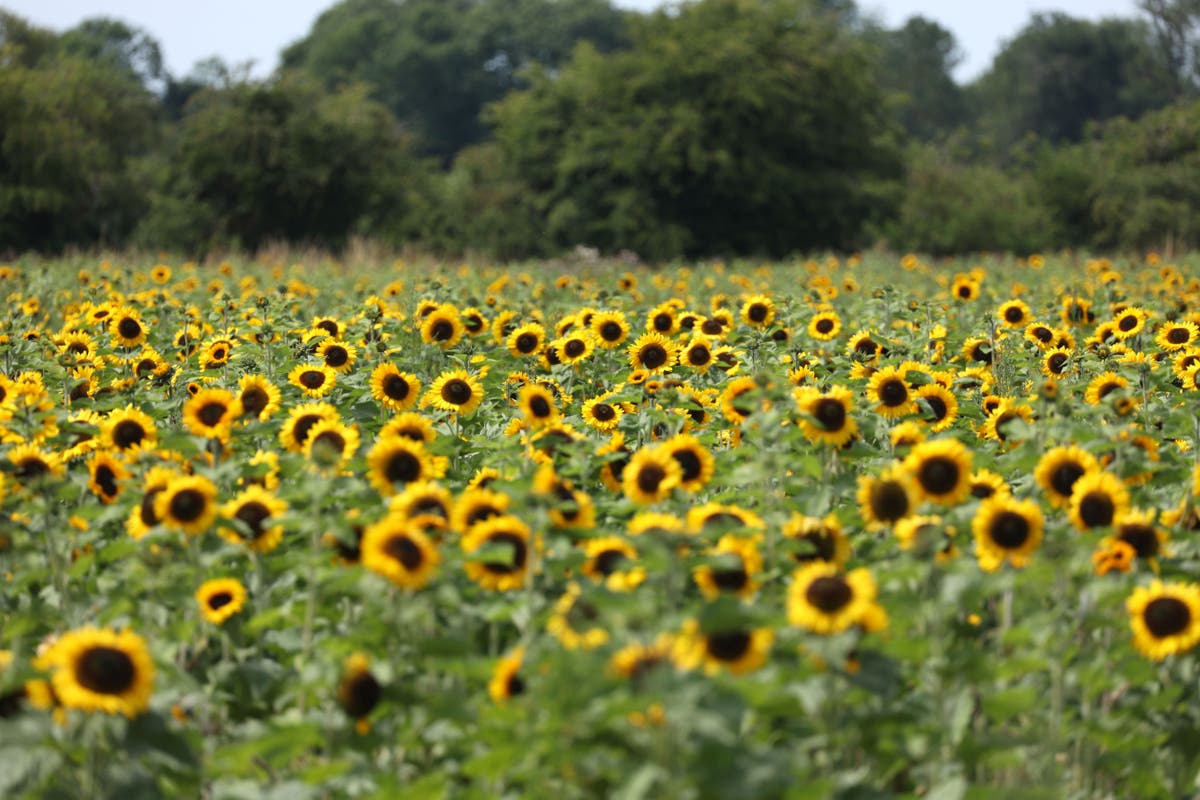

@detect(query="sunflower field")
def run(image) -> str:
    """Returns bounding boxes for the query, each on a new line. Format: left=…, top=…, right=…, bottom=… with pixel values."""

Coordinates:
left=1, top=253, right=1200, bottom=798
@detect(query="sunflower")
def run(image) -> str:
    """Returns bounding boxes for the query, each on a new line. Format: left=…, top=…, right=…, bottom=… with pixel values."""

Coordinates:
left=288, top=363, right=337, bottom=398
left=973, top=495, right=1043, bottom=572
left=389, top=481, right=453, bottom=521
left=740, top=294, right=775, bottom=327
left=894, top=515, right=959, bottom=561
left=316, top=339, right=358, bottom=373
left=627, top=332, right=678, bottom=374
left=104, top=406, right=157, bottom=452
left=610, top=635, right=674, bottom=683
left=694, top=535, right=761, bottom=600
left=423, top=369, right=484, bottom=416
left=488, top=647, right=526, bottom=703
left=672, top=620, right=773, bottom=676
left=1041, top=347, right=1072, bottom=378
left=310, top=316, right=345, bottom=340
left=1085, top=372, right=1129, bottom=406
left=366, top=437, right=440, bottom=496
left=304, top=419, right=361, bottom=470
left=125, top=466, right=178, bottom=540
left=132, top=351, right=170, bottom=383
left=380, top=412, right=437, bottom=444
left=1127, top=581, right=1200, bottom=660
left=1024, top=322, right=1055, bottom=347
left=591, top=310, right=630, bottom=348
left=968, top=469, right=1010, bottom=501
left=363, top=364, right=420, bottom=413
left=217, top=485, right=287, bottom=553
left=1060, top=296, right=1095, bottom=327
left=463, top=515, right=532, bottom=591
left=461, top=307, right=488, bottom=336
left=807, top=310, right=841, bottom=341
left=781, top=514, right=850, bottom=567
left=155, top=475, right=219, bottom=536
left=548, top=583, right=609, bottom=650
left=857, top=465, right=917, bottom=530
left=58, top=331, right=97, bottom=364
left=914, top=384, right=958, bottom=432
left=555, top=332, right=595, bottom=365
left=1156, top=320, right=1199, bottom=352
left=182, top=388, right=242, bottom=440
left=866, top=366, right=914, bottom=419
left=419, top=305, right=465, bottom=348
left=787, top=563, right=886, bottom=635
left=847, top=329, right=885, bottom=361
left=109, top=309, right=148, bottom=348
left=200, top=337, right=236, bottom=370
left=236, top=375, right=282, bottom=422
left=8, top=444, right=65, bottom=485
left=622, top=447, right=683, bottom=506
left=41, top=627, right=154, bottom=718
left=719, top=376, right=761, bottom=425
left=518, top=384, right=559, bottom=429
left=904, top=438, right=972, bottom=506
left=686, top=502, right=765, bottom=536
left=195, top=578, right=247, bottom=625
left=1111, top=306, right=1149, bottom=340
left=678, top=337, right=716, bottom=372
left=997, top=299, right=1031, bottom=329
left=646, top=301, right=680, bottom=335
left=1034, top=446, right=1100, bottom=508
left=580, top=536, right=645, bottom=592
left=950, top=276, right=979, bottom=302
left=1068, top=470, right=1130, bottom=532
left=582, top=395, right=623, bottom=432
left=279, top=402, right=339, bottom=452
left=659, top=433, right=715, bottom=492
left=1107, top=509, right=1170, bottom=562
left=507, top=322, right=546, bottom=357
left=87, top=451, right=129, bottom=505
left=338, top=653, right=383, bottom=732
left=361, top=514, right=440, bottom=590
left=452, top=488, right=511, bottom=534
left=795, top=385, right=858, bottom=447
left=981, top=399, right=1035, bottom=443
left=960, top=337, right=993, bottom=365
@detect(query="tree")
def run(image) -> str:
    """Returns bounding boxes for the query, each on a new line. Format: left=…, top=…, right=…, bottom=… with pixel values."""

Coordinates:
left=1138, top=0, right=1200, bottom=96
left=281, top=0, right=631, bottom=160
left=479, top=0, right=902, bottom=259
left=873, top=16, right=966, bottom=141
left=58, top=17, right=165, bottom=91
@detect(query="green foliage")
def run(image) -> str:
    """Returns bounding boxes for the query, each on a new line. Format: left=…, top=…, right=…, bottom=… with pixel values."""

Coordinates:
left=872, top=16, right=966, bottom=141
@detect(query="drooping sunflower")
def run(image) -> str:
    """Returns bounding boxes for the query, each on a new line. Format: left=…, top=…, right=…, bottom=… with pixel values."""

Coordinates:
left=279, top=402, right=339, bottom=453
left=781, top=514, right=850, bottom=567
left=972, top=495, right=1043, bottom=572
left=506, top=322, right=546, bottom=357
left=87, top=451, right=129, bottom=505
left=361, top=514, right=440, bottom=590
left=104, top=406, right=157, bottom=453
left=1127, top=581, right=1200, bottom=661
left=155, top=475, right=219, bottom=536
left=866, top=366, right=914, bottom=419
left=423, top=369, right=484, bottom=415
left=195, top=578, right=247, bottom=625
left=462, top=514, right=533, bottom=592
left=304, top=419, right=361, bottom=470
left=904, top=438, right=973, bottom=506
left=1034, top=446, right=1100, bottom=508
left=288, top=363, right=337, bottom=398
left=366, top=437, right=440, bottom=496
left=488, top=647, right=526, bottom=703
left=622, top=447, right=683, bottom=506
left=857, top=465, right=917, bottom=530
left=1068, top=470, right=1130, bottom=532
left=795, top=385, right=858, bottom=447
left=548, top=583, right=610, bottom=650
left=787, top=563, right=886, bottom=635
left=1085, top=371, right=1129, bottom=406
left=182, top=388, right=242, bottom=440
left=369, top=364, right=421, bottom=412
left=338, top=653, right=383, bottom=733
left=694, top=535, right=762, bottom=600
left=627, top=332, right=678, bottom=374
left=42, top=627, right=154, bottom=718
left=807, top=310, right=841, bottom=341
left=580, top=536, right=645, bottom=592
left=997, top=299, right=1032, bottom=329
left=658, top=433, right=715, bottom=492
left=739, top=294, right=776, bottom=328
left=672, top=620, right=773, bottom=676
left=316, top=339, right=358, bottom=373
left=419, top=305, right=465, bottom=349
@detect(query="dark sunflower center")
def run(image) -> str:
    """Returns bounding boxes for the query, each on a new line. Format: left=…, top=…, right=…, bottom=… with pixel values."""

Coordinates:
left=197, top=402, right=228, bottom=427
left=117, top=318, right=142, bottom=339
left=441, top=379, right=472, bottom=405
left=506, top=673, right=526, bottom=696
left=207, top=591, right=233, bottom=610
left=594, top=548, right=627, bottom=576
left=515, top=333, right=539, bottom=353
left=170, top=489, right=208, bottom=523
left=706, top=631, right=752, bottom=661
left=711, top=563, right=748, bottom=591
left=1144, top=596, right=1191, bottom=637
left=465, top=315, right=483, bottom=332
left=990, top=511, right=1030, bottom=548
left=385, top=535, right=425, bottom=569
left=701, top=319, right=725, bottom=335
left=1004, top=306, right=1024, bottom=323
left=971, top=343, right=992, bottom=364
left=325, top=346, right=349, bottom=366
left=1167, top=327, right=1190, bottom=344
left=1050, top=463, right=1085, bottom=497
left=311, top=430, right=346, bottom=455
left=1118, top=315, right=1138, bottom=332
left=68, top=342, right=89, bottom=354
left=870, top=481, right=910, bottom=522
left=1048, top=353, right=1068, bottom=373
left=16, top=457, right=49, bottom=480
left=234, top=501, right=271, bottom=538
left=481, top=532, right=527, bottom=573
left=1078, top=492, right=1115, bottom=527
left=687, top=345, right=711, bottom=365
left=918, top=456, right=960, bottom=495
left=971, top=481, right=997, bottom=499
left=816, top=318, right=835, bottom=334
left=636, top=464, right=667, bottom=494
left=878, top=379, right=908, bottom=407
left=528, top=395, right=552, bottom=418
left=814, top=398, right=847, bottom=431
left=993, top=411, right=1018, bottom=440
left=76, top=646, right=136, bottom=694
left=672, top=449, right=702, bottom=481
left=922, top=394, right=948, bottom=421
left=564, top=339, right=587, bottom=358
left=112, top=420, right=146, bottom=449
left=210, top=347, right=227, bottom=361
left=1118, top=525, right=1159, bottom=558
left=385, top=450, right=421, bottom=483
left=1097, top=382, right=1121, bottom=400
left=140, top=488, right=164, bottom=525
left=382, top=373, right=410, bottom=400
left=94, top=464, right=118, bottom=497
left=592, top=402, right=615, bottom=421
left=340, top=671, right=382, bottom=718
left=957, top=285, right=972, bottom=298
left=292, top=414, right=321, bottom=445
left=747, top=304, right=768, bottom=322
left=855, top=338, right=878, bottom=356
left=317, top=320, right=339, bottom=336
left=653, top=312, right=673, bottom=331
left=1032, top=326, right=1053, bottom=343
left=600, top=321, right=623, bottom=341
left=135, top=358, right=157, bottom=376
left=639, top=344, right=668, bottom=369
left=805, top=575, right=853, bottom=612
left=241, top=387, right=268, bottom=416
left=792, top=531, right=837, bottom=563
left=299, top=370, right=327, bottom=389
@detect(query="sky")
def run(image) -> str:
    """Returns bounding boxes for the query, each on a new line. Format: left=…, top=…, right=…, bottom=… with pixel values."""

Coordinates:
left=2, top=0, right=1142, bottom=82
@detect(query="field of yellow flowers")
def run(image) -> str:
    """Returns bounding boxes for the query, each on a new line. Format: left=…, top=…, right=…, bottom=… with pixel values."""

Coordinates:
left=1, top=253, right=1199, bottom=798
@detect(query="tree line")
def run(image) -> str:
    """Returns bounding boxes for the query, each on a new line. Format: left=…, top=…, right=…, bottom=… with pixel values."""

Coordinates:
left=3, top=0, right=1200, bottom=259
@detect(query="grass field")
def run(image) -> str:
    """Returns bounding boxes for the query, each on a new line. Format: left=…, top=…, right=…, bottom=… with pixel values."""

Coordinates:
left=1, top=252, right=1198, bottom=799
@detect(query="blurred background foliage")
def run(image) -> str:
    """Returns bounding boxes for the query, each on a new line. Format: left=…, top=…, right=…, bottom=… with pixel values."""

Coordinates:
left=4, top=0, right=1200, bottom=258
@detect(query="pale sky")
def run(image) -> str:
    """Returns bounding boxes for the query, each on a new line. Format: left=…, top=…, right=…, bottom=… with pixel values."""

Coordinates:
left=2, top=0, right=1141, bottom=82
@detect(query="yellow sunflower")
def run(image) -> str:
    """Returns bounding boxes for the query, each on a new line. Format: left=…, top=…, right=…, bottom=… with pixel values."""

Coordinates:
left=422, top=370, right=484, bottom=415
left=195, top=578, right=247, bottom=625
left=216, top=485, right=288, bottom=552
left=361, top=514, right=440, bottom=590
left=288, top=363, right=337, bottom=398
left=627, top=332, right=679, bottom=374
left=1068, top=470, right=1130, bottom=532
left=671, top=620, right=773, bottom=676
left=787, top=563, right=886, bottom=635
left=42, top=627, right=154, bottom=717
left=694, top=535, right=762, bottom=600
left=1034, top=446, right=1100, bottom=508
left=1127, top=581, right=1200, bottom=660
left=580, top=536, right=646, bottom=592
left=279, top=402, right=339, bottom=452
left=104, top=406, right=157, bottom=453
left=316, top=339, right=359, bottom=373
left=462, top=514, right=533, bottom=591
left=366, top=437, right=442, bottom=496
left=973, top=495, right=1043, bottom=572
left=904, top=438, right=973, bottom=506
left=236, top=375, right=282, bottom=422
left=658, top=433, right=715, bottom=492
left=622, top=447, right=683, bottom=506
left=857, top=465, right=917, bottom=530
left=795, top=385, right=858, bottom=447
left=155, top=475, right=219, bottom=536
left=182, top=388, right=242, bottom=440
left=370, top=364, right=421, bottom=412
left=866, top=366, right=915, bottom=419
